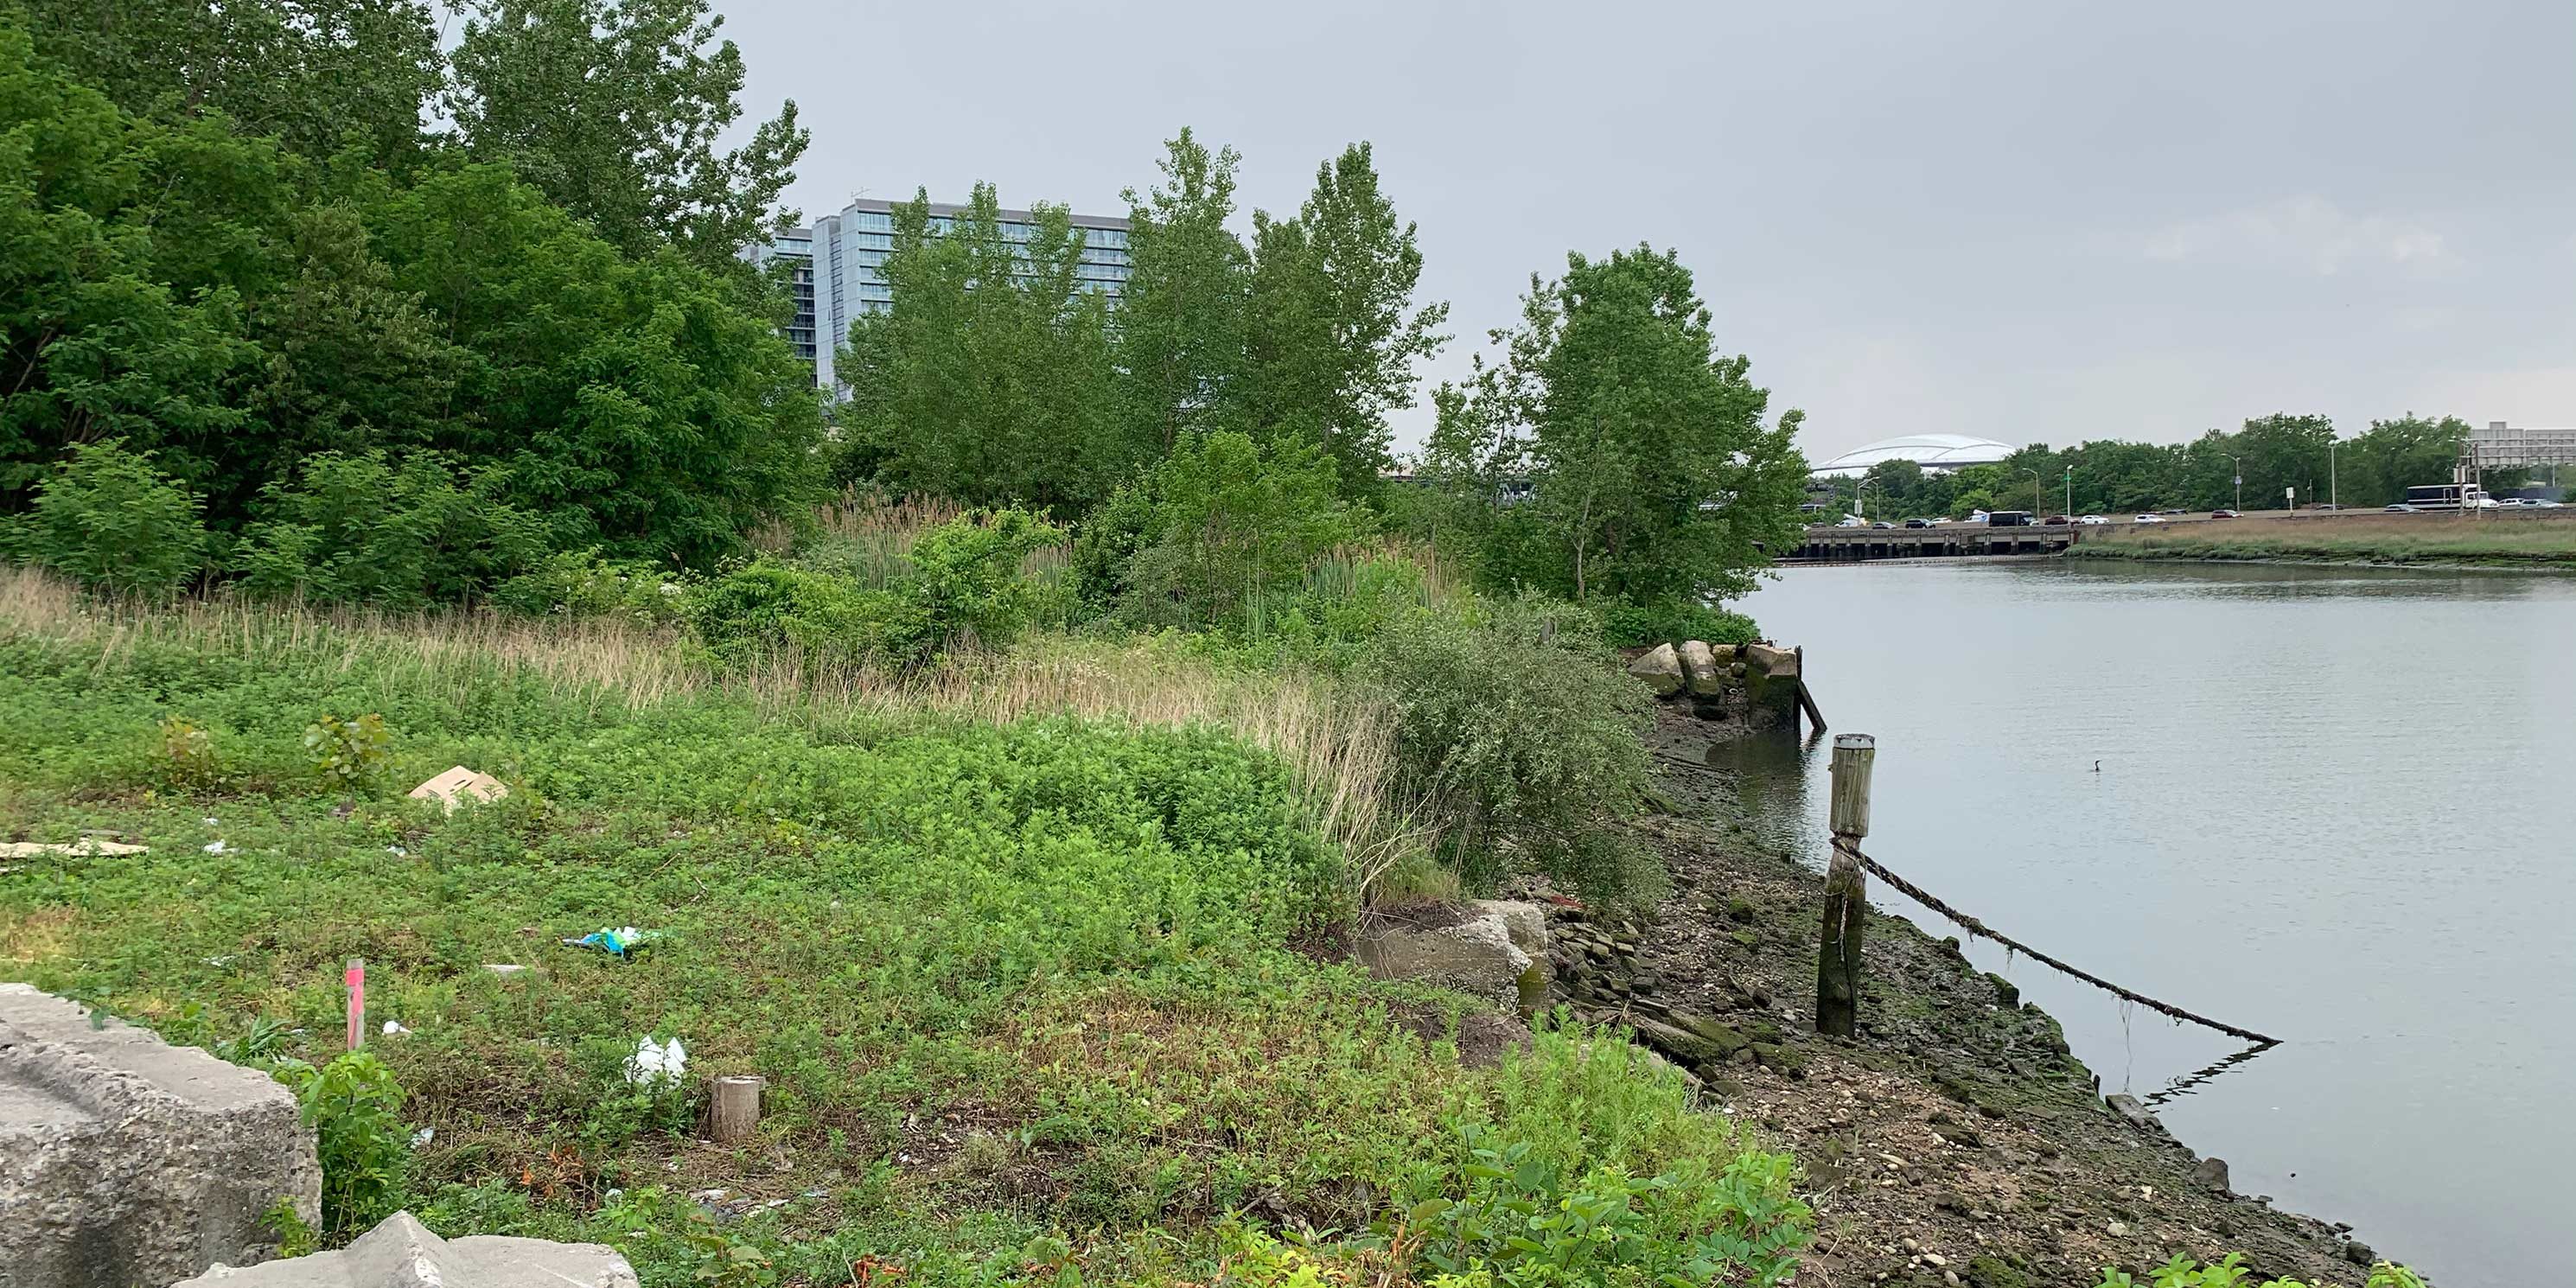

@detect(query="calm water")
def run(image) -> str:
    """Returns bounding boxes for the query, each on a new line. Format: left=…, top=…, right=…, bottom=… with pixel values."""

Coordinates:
left=1731, top=560, right=2576, bottom=1287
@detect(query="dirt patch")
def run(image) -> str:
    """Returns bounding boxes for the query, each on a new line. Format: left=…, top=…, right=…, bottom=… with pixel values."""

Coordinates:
left=1533, top=708, right=2382, bottom=1287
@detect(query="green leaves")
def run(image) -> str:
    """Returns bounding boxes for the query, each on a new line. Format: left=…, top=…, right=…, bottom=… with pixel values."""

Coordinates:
left=10, top=439, right=207, bottom=596
left=273, top=1049, right=412, bottom=1237
left=1429, top=245, right=1807, bottom=609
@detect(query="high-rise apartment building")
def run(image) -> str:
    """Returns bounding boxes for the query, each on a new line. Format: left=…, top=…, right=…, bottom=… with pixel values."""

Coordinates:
left=748, top=196, right=1132, bottom=390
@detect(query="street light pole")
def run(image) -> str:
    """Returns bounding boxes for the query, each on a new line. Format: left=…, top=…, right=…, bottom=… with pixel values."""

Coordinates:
left=2329, top=438, right=2339, bottom=510
left=2065, top=467, right=2074, bottom=516
left=2024, top=469, right=2043, bottom=516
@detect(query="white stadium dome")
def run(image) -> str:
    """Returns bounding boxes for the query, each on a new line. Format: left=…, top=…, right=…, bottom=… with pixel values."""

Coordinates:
left=1808, top=433, right=2016, bottom=477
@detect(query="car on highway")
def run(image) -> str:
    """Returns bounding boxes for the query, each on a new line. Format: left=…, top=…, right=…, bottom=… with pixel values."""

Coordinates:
left=1903, top=517, right=1933, bottom=528
left=2384, top=503, right=2420, bottom=513
left=2210, top=508, right=2241, bottom=519
left=2133, top=513, right=2166, bottom=524
left=1870, top=520, right=1894, bottom=530
left=2076, top=514, right=2109, bottom=525
left=1836, top=516, right=1866, bottom=527
left=2159, top=508, right=2185, bottom=515
left=2043, top=514, right=2071, bottom=526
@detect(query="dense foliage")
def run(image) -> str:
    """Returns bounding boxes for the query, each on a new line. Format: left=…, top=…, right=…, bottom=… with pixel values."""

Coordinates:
left=0, top=10, right=822, bottom=596
left=1827, top=413, right=2509, bottom=520
left=1421, top=246, right=1810, bottom=609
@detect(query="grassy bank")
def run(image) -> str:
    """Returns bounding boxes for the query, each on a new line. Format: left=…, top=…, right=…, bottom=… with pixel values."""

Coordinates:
left=0, top=566, right=1804, bottom=1285
left=2067, top=513, right=2576, bottom=569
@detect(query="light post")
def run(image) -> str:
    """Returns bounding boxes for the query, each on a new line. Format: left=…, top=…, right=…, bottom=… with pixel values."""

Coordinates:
left=2023, top=469, right=2044, bottom=516
left=2064, top=467, right=2075, bottom=516
left=2328, top=437, right=2339, bottom=510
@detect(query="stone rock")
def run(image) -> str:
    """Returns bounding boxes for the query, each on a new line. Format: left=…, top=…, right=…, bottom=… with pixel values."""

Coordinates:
left=1677, top=641, right=1726, bottom=696
left=1706, top=643, right=1738, bottom=665
left=0, top=984, right=320, bottom=1288
left=1355, top=906, right=1535, bottom=1008
left=1672, top=1012, right=1750, bottom=1060
left=1982, top=972, right=2018, bottom=1007
left=406, top=766, right=508, bottom=813
left=1624, top=643, right=1686, bottom=697
left=2341, top=1240, right=2375, bottom=1267
left=2189, top=1156, right=2230, bottom=1193
left=2104, top=1093, right=2160, bottom=1132
left=1625, top=1017, right=1738, bottom=1071
left=175, top=1211, right=639, bottom=1288
left=1743, top=642, right=1798, bottom=678
left=1750, top=1042, right=1809, bottom=1077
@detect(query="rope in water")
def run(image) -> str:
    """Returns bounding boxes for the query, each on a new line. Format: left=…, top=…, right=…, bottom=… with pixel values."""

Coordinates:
left=1849, top=845, right=2280, bottom=1047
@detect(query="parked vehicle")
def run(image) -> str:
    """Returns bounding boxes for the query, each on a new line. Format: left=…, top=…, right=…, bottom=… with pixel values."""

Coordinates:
left=2133, top=513, right=2165, bottom=524
left=2210, top=508, right=2241, bottom=519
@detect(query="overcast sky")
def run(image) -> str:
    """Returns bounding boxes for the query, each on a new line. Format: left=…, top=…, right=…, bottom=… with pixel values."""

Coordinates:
left=717, top=0, right=2575, bottom=462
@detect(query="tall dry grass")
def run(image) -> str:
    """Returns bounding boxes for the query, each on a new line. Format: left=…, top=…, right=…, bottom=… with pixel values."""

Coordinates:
left=0, top=563, right=1425, bottom=898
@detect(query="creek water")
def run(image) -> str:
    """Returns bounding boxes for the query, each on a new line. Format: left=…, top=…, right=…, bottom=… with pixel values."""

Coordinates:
left=1727, top=559, right=2576, bottom=1287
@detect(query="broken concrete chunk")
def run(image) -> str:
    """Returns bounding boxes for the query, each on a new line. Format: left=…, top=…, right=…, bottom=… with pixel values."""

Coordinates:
left=1742, top=642, right=1798, bottom=678
left=0, top=984, right=320, bottom=1288
left=173, top=1210, right=639, bottom=1288
left=407, top=767, right=508, bottom=813
left=1625, top=643, right=1686, bottom=697
left=0, top=839, right=147, bottom=858
left=1677, top=640, right=1727, bottom=696
left=1355, top=905, right=1535, bottom=1008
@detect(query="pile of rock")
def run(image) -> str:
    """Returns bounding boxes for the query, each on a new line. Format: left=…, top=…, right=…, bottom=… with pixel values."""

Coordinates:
left=1540, top=904, right=1809, bottom=1081
left=1624, top=640, right=1801, bottom=729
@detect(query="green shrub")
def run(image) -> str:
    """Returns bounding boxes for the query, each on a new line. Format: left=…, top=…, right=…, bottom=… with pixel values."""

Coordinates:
left=1596, top=596, right=1758, bottom=648
left=488, top=548, right=692, bottom=624
left=156, top=717, right=220, bottom=787
left=1091, top=431, right=1369, bottom=628
left=686, top=562, right=929, bottom=672
left=10, top=440, right=206, bottom=596
left=303, top=711, right=390, bottom=785
left=274, top=1050, right=411, bottom=1237
left=234, top=451, right=551, bottom=608
left=1404, top=1132, right=1805, bottom=1287
left=1361, top=594, right=1660, bottom=902
left=902, top=507, right=1068, bottom=651
left=692, top=510, right=1065, bottom=671
left=2097, top=1253, right=2426, bottom=1288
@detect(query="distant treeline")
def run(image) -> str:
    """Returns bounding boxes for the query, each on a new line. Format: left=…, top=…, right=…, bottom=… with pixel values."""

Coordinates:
left=1824, top=414, right=2526, bottom=520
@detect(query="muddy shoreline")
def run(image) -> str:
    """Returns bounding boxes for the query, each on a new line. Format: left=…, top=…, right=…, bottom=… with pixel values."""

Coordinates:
left=1544, top=709, right=2394, bottom=1287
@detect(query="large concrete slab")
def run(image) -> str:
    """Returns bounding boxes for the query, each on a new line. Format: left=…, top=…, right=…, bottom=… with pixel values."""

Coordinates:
left=0, top=984, right=320, bottom=1288
left=175, top=1212, right=639, bottom=1288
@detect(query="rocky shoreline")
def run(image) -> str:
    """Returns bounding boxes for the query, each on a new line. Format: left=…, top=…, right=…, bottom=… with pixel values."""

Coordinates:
left=1534, top=706, right=2394, bottom=1287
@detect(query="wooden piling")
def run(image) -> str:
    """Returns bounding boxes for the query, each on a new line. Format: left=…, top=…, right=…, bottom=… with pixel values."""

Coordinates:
left=1816, top=735, right=1874, bottom=1038
left=710, top=1074, right=763, bottom=1143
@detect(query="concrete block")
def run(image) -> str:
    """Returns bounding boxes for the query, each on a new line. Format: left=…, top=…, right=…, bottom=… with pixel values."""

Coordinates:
left=174, top=1211, right=639, bottom=1288
left=0, top=984, right=319, bottom=1288
left=1742, top=642, right=1797, bottom=678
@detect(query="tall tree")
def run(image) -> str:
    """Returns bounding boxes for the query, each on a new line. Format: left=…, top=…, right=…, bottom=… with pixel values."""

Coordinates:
left=1114, top=128, right=1252, bottom=453
left=2343, top=414, right=2470, bottom=507
left=838, top=185, right=1128, bottom=514
left=1243, top=143, right=1447, bottom=495
left=447, top=0, right=807, bottom=270
left=8, top=0, right=443, bottom=170
left=1431, top=245, right=1807, bottom=605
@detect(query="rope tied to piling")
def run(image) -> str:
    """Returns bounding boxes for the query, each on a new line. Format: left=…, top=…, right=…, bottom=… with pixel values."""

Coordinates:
left=1850, top=845, right=2280, bottom=1047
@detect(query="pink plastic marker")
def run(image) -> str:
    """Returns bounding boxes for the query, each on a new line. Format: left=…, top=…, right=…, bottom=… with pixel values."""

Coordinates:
left=345, top=957, right=365, bottom=1051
